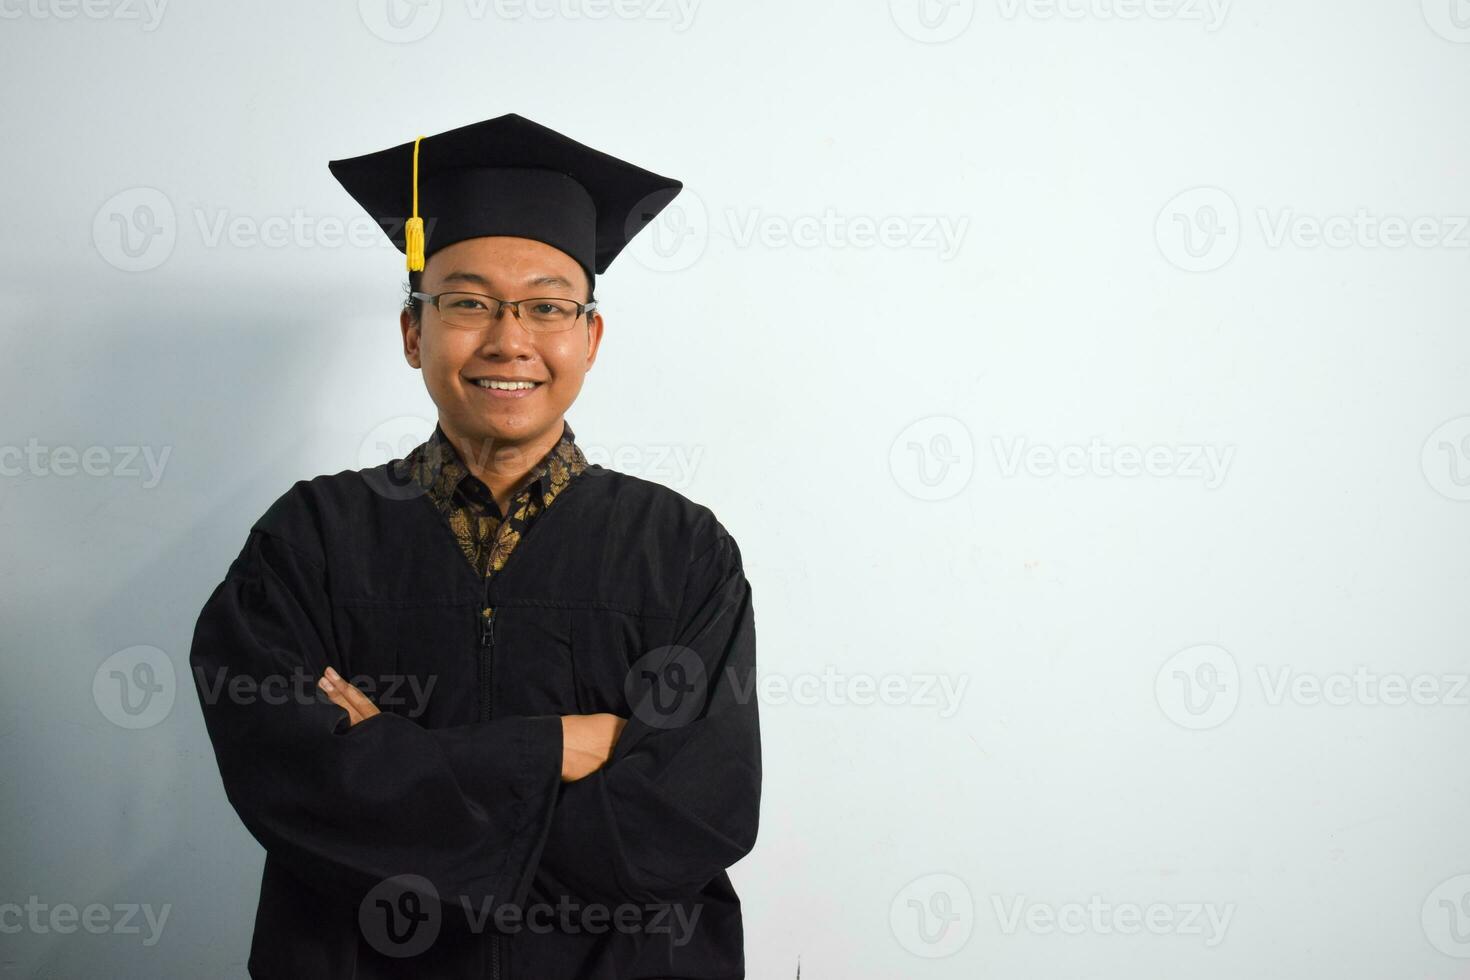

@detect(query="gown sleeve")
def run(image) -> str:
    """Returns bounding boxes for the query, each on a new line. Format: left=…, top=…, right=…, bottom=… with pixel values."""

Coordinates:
left=189, top=520, right=564, bottom=927
left=530, top=526, right=762, bottom=907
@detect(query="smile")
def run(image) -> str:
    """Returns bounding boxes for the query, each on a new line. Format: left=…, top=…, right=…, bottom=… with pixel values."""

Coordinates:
left=468, top=378, right=544, bottom=400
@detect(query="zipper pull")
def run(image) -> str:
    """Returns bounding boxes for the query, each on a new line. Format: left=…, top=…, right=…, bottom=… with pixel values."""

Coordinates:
left=479, top=606, right=495, bottom=647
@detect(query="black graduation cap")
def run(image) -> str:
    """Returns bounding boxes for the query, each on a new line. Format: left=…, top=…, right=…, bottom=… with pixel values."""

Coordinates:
left=328, top=112, right=682, bottom=286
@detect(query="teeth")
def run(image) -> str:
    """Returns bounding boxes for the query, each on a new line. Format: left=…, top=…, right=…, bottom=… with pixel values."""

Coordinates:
left=476, top=379, right=539, bottom=390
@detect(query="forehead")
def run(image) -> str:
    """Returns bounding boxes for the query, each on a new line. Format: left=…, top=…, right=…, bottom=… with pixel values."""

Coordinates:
left=424, top=236, right=587, bottom=293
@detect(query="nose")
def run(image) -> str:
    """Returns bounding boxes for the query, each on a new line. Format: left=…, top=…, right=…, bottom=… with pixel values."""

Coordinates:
left=477, top=304, right=536, bottom=355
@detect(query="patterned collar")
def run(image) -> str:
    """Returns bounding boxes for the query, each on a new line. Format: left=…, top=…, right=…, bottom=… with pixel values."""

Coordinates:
left=401, top=419, right=588, bottom=577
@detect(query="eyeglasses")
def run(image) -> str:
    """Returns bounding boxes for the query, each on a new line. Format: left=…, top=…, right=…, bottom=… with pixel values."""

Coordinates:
left=410, top=290, right=598, bottom=333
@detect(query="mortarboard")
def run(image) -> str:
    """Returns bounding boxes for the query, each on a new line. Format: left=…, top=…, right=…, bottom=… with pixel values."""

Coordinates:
left=327, top=112, right=682, bottom=287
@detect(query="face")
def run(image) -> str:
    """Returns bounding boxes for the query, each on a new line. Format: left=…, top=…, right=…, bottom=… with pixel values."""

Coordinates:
left=402, top=236, right=603, bottom=466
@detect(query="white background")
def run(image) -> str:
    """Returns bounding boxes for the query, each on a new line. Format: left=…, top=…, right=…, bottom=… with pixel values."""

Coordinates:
left=2, top=0, right=1468, bottom=976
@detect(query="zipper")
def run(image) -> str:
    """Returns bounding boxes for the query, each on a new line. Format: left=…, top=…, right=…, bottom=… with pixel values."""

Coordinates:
left=475, top=475, right=590, bottom=980
left=478, top=601, right=495, bottom=722
left=480, top=591, right=503, bottom=979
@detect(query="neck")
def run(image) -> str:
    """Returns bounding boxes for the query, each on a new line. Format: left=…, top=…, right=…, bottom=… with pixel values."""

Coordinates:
left=441, top=417, right=565, bottom=513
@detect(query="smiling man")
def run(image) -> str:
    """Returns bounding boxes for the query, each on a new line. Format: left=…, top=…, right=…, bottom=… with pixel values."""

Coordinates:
left=189, top=113, right=761, bottom=979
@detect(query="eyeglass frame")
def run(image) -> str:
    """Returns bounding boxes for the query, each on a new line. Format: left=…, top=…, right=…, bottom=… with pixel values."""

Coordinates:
left=409, top=290, right=599, bottom=332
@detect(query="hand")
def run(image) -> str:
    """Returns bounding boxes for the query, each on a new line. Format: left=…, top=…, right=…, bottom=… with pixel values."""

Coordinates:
left=560, top=713, right=628, bottom=782
left=317, top=666, right=380, bottom=727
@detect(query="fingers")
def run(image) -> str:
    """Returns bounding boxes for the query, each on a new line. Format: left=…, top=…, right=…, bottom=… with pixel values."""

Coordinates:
left=317, top=672, right=361, bottom=724
left=317, top=667, right=379, bottom=726
left=328, top=667, right=381, bottom=721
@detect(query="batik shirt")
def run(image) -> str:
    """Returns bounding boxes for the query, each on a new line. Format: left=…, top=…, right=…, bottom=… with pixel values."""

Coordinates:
left=402, top=419, right=588, bottom=578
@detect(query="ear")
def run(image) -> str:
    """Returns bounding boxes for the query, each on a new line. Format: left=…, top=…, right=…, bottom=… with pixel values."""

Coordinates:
left=584, top=310, right=604, bottom=372
left=401, top=308, right=421, bottom=368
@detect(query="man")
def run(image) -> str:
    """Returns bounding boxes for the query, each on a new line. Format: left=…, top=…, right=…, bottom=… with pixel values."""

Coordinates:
left=189, top=113, right=761, bottom=979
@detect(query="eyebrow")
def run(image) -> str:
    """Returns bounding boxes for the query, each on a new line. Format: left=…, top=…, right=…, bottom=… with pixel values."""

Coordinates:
left=438, top=270, right=577, bottom=291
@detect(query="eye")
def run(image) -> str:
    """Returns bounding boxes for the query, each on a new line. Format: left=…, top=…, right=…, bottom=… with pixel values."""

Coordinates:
left=449, top=296, right=490, bottom=311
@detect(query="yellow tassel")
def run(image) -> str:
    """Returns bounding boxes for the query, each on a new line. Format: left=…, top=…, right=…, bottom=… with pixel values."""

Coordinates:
left=406, top=135, right=426, bottom=272
left=405, top=216, right=424, bottom=272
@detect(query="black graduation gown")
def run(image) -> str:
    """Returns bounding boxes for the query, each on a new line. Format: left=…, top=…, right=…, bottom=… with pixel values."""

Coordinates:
left=188, top=453, right=761, bottom=978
